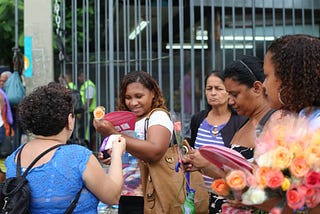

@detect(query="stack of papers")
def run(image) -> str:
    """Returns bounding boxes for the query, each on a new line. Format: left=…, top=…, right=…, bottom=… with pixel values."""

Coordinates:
left=104, top=111, right=136, bottom=132
left=199, top=145, right=253, bottom=172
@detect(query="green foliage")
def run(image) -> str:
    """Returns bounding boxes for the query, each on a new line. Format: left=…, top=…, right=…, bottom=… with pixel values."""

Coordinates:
left=0, top=0, right=24, bottom=67
left=52, top=1, right=96, bottom=59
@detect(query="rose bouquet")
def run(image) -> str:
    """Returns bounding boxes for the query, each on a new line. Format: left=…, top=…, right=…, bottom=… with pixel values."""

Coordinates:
left=209, top=113, right=320, bottom=213
left=245, top=114, right=320, bottom=213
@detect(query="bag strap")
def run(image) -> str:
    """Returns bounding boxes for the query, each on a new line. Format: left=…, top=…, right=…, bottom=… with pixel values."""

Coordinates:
left=144, top=108, right=176, bottom=148
left=259, top=109, right=276, bottom=127
left=144, top=108, right=170, bottom=141
left=256, top=109, right=276, bottom=135
left=64, top=188, right=82, bottom=214
left=16, top=144, right=64, bottom=177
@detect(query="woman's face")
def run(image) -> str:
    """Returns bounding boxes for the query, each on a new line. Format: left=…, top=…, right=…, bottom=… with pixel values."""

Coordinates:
left=263, top=51, right=283, bottom=110
left=124, top=82, right=154, bottom=118
left=224, top=78, right=257, bottom=117
left=205, top=75, right=229, bottom=108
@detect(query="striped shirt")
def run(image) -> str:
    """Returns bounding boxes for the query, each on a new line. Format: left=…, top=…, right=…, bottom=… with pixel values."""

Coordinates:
left=194, top=119, right=226, bottom=187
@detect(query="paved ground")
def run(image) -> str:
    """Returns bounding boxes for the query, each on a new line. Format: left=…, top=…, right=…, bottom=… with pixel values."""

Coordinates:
left=98, top=207, right=118, bottom=214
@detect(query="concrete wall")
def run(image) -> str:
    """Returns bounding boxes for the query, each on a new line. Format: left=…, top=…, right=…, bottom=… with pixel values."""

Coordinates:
left=24, top=0, right=53, bottom=93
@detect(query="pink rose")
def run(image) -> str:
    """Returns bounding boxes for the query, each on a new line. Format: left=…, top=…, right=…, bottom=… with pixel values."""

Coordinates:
left=173, top=121, right=182, bottom=132
left=305, top=187, right=320, bottom=208
left=265, top=168, right=284, bottom=189
left=269, top=207, right=282, bottom=214
left=305, top=171, right=320, bottom=188
left=286, top=187, right=306, bottom=210
left=246, top=174, right=258, bottom=187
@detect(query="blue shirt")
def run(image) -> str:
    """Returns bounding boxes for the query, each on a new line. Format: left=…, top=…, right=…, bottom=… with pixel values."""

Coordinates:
left=5, top=144, right=99, bottom=213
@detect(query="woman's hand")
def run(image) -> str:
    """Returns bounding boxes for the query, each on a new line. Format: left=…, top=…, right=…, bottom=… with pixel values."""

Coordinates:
left=98, top=136, right=126, bottom=165
left=97, top=151, right=112, bottom=165
left=93, top=118, right=118, bottom=137
left=180, top=154, right=195, bottom=172
left=112, top=136, right=126, bottom=155
left=180, top=149, right=210, bottom=172
left=189, top=149, right=211, bottom=169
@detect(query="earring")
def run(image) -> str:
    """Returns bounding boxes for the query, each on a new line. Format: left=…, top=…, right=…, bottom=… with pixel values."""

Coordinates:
left=278, top=88, right=285, bottom=105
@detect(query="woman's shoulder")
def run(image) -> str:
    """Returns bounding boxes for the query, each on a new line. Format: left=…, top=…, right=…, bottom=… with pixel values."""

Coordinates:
left=59, top=144, right=92, bottom=156
left=191, top=109, right=210, bottom=121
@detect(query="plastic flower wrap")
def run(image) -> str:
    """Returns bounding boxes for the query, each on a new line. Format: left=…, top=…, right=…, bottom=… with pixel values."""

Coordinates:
left=208, top=108, right=320, bottom=213
left=171, top=111, right=190, bottom=158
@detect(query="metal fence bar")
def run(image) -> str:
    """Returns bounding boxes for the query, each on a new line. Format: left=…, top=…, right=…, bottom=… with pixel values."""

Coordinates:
left=252, top=0, right=256, bottom=56
left=232, top=0, right=236, bottom=59
left=282, top=0, right=286, bottom=35
left=189, top=0, right=195, bottom=116
left=221, top=0, right=226, bottom=68
left=210, top=0, right=216, bottom=70
left=168, top=0, right=174, bottom=111
left=242, top=1, right=246, bottom=55
left=108, top=0, right=115, bottom=111
left=262, top=0, right=266, bottom=54
left=157, top=0, right=162, bottom=88
left=179, top=0, right=184, bottom=117
left=292, top=0, right=296, bottom=34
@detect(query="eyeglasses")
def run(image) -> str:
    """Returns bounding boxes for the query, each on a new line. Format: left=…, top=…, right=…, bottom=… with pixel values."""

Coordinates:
left=239, top=60, right=257, bottom=81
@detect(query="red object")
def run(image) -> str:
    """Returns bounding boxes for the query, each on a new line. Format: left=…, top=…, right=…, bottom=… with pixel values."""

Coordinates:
left=199, top=145, right=253, bottom=172
left=104, top=111, right=136, bottom=132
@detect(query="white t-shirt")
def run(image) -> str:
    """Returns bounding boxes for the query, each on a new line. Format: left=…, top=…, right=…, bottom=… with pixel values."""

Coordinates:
left=135, top=110, right=173, bottom=140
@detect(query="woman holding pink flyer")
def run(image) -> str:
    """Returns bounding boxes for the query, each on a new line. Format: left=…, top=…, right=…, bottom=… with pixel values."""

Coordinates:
left=93, top=71, right=173, bottom=214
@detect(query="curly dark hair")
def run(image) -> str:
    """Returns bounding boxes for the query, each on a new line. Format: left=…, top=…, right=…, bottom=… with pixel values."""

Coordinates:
left=17, top=82, right=74, bottom=136
left=117, top=71, right=167, bottom=111
left=224, top=55, right=264, bottom=88
left=267, top=34, right=320, bottom=113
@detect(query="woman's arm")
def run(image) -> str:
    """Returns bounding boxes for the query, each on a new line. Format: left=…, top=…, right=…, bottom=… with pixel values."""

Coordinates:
left=83, top=136, right=125, bottom=205
left=93, top=111, right=172, bottom=163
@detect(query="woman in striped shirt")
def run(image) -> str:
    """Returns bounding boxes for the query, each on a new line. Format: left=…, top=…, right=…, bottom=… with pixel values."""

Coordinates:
left=183, top=70, right=247, bottom=214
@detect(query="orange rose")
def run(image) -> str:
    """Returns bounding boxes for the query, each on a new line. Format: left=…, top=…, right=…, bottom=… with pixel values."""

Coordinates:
left=289, top=156, right=310, bottom=178
left=226, top=170, right=247, bottom=191
left=211, top=179, right=231, bottom=197
left=265, top=168, right=284, bottom=189
left=254, top=166, right=271, bottom=188
left=93, top=106, right=105, bottom=120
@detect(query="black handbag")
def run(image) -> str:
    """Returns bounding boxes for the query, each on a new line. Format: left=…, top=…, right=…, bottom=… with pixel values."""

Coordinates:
left=0, top=134, right=14, bottom=158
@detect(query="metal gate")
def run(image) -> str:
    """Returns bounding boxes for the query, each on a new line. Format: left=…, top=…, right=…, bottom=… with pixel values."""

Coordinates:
left=54, top=0, right=320, bottom=148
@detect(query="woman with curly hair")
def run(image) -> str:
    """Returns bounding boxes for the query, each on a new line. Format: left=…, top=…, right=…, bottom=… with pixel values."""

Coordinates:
left=263, top=34, right=320, bottom=114
left=5, top=82, right=126, bottom=213
left=94, top=71, right=173, bottom=214
left=255, top=34, right=320, bottom=213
